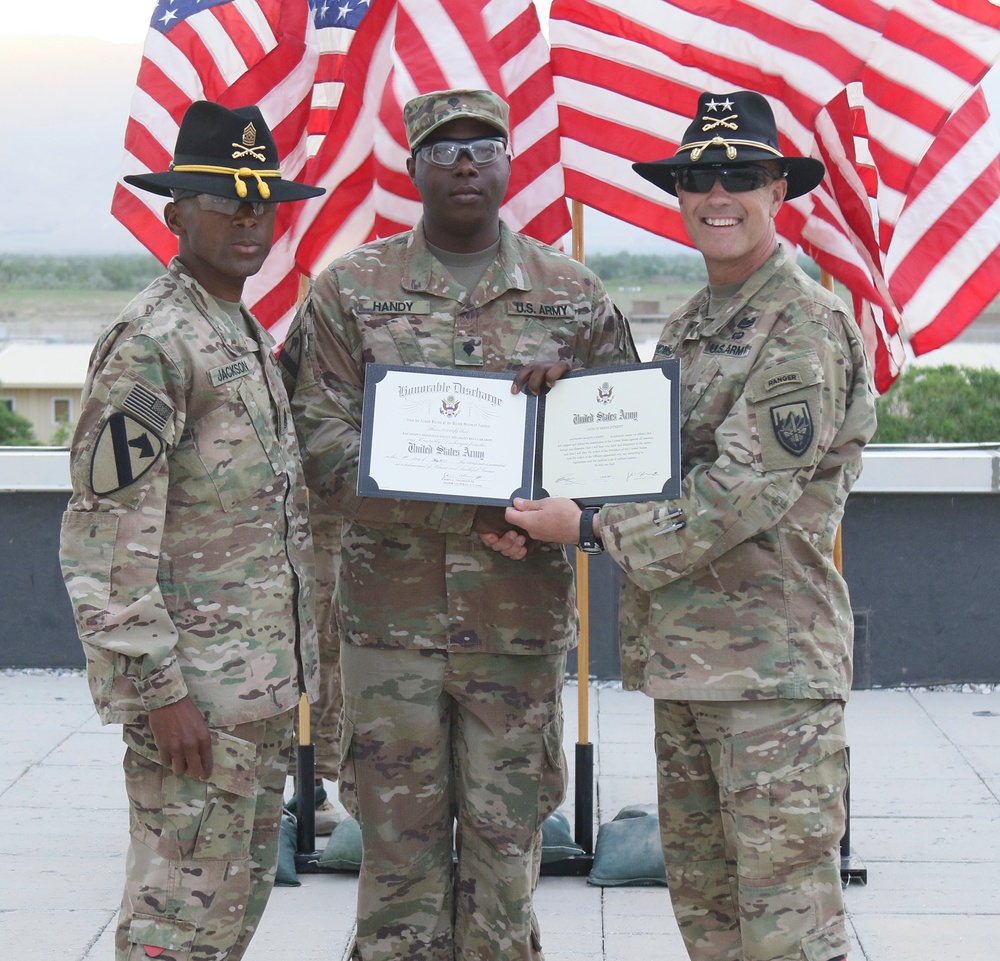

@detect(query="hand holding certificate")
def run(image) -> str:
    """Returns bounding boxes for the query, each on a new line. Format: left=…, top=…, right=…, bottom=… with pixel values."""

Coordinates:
left=358, top=362, right=680, bottom=507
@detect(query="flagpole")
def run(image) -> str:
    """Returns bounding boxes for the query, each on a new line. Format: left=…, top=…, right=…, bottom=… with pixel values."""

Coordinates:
left=571, top=200, right=595, bottom=860
left=822, top=266, right=867, bottom=886
left=294, top=276, right=323, bottom=872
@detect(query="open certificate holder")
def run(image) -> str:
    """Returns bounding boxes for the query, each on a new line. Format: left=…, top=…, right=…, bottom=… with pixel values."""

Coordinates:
left=358, top=361, right=681, bottom=507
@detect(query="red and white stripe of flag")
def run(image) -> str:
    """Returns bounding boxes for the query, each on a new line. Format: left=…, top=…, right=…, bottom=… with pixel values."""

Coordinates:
left=293, top=0, right=571, bottom=293
left=549, top=0, right=1000, bottom=391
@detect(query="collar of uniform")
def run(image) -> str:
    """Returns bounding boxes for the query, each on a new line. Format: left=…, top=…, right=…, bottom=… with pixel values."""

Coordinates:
left=167, top=257, right=264, bottom=358
left=400, top=219, right=532, bottom=299
left=692, top=245, right=789, bottom=337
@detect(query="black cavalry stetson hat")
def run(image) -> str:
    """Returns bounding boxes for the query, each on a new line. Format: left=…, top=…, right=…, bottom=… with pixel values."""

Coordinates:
left=632, top=90, right=825, bottom=200
left=123, top=100, right=325, bottom=203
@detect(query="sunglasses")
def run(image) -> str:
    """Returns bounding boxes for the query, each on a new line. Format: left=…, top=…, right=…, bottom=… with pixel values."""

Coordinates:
left=191, top=193, right=277, bottom=217
left=673, top=165, right=783, bottom=194
left=416, top=137, right=509, bottom=168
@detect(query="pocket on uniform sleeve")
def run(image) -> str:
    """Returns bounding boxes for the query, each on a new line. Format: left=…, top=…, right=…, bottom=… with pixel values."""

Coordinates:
left=59, top=512, right=120, bottom=636
left=747, top=352, right=824, bottom=472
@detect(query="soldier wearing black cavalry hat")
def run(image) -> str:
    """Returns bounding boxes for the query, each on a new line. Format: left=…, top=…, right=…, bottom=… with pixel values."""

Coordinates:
left=507, top=89, right=878, bottom=961
left=60, top=101, right=324, bottom=961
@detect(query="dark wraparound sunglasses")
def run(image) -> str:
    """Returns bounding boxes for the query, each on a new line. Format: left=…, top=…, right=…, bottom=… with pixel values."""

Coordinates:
left=673, top=165, right=784, bottom=193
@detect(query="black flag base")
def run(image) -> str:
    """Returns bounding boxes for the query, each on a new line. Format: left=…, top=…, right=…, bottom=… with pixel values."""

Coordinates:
left=293, top=741, right=324, bottom=873
left=541, top=742, right=595, bottom=876
left=839, top=746, right=868, bottom=886
left=840, top=851, right=868, bottom=886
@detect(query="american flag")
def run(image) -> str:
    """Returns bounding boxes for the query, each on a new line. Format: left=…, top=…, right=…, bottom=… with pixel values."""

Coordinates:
left=549, top=0, right=1000, bottom=391
left=293, top=0, right=571, bottom=292
left=114, top=0, right=570, bottom=340
left=306, top=0, right=370, bottom=152
left=111, top=0, right=318, bottom=334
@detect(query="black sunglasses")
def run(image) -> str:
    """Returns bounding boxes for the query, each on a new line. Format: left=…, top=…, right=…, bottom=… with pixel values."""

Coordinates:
left=673, top=165, right=783, bottom=194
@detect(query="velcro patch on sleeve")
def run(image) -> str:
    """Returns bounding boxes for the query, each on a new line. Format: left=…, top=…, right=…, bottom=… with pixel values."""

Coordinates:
left=122, top=383, right=174, bottom=433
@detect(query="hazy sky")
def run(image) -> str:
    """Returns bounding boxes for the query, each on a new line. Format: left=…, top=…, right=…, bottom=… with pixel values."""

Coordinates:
left=1, top=1, right=154, bottom=43
left=0, top=1, right=555, bottom=42
left=2, top=1, right=997, bottom=258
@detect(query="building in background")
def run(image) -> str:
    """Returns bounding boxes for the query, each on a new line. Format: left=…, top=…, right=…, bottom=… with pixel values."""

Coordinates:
left=0, top=342, right=90, bottom=445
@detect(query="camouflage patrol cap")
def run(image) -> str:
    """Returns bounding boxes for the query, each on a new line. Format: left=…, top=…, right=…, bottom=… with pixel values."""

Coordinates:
left=403, top=89, right=510, bottom=150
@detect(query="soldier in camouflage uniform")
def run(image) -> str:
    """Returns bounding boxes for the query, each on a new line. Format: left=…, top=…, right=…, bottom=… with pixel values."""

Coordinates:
left=506, top=91, right=878, bottom=961
left=58, top=101, right=323, bottom=961
left=283, top=89, right=636, bottom=961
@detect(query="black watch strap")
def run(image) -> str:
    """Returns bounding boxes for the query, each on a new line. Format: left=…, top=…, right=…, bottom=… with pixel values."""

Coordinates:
left=578, top=506, right=604, bottom=554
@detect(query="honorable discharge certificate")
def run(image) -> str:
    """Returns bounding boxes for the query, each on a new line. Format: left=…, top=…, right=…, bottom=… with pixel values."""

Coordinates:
left=358, top=362, right=680, bottom=507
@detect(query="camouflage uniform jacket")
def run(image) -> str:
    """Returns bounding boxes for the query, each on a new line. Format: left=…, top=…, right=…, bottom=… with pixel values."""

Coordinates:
left=286, top=220, right=636, bottom=654
left=60, top=258, right=319, bottom=727
left=601, top=247, right=876, bottom=701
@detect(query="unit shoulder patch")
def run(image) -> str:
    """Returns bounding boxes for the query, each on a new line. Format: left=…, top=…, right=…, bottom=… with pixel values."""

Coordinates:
left=90, top=411, right=165, bottom=496
left=769, top=400, right=814, bottom=456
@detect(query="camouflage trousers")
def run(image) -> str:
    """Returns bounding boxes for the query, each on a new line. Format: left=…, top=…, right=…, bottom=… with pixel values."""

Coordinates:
left=291, top=514, right=343, bottom=782
left=115, top=710, right=294, bottom=961
left=653, top=698, right=850, bottom=961
left=339, top=644, right=568, bottom=961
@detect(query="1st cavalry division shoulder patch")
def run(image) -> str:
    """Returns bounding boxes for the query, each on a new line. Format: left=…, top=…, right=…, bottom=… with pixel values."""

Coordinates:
left=90, top=411, right=165, bottom=495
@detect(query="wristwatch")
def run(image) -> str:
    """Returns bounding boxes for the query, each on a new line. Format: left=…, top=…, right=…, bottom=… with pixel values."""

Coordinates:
left=578, top=506, right=604, bottom=554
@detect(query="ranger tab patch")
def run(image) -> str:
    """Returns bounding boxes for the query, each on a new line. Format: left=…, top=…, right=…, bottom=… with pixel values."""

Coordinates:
left=770, top=401, right=814, bottom=456
left=90, top=411, right=164, bottom=495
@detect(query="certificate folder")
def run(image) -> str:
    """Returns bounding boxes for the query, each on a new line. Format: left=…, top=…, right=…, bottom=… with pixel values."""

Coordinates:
left=358, top=361, right=680, bottom=508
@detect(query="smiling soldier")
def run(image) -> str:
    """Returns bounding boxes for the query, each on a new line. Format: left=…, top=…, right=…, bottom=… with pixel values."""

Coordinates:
left=505, top=90, right=878, bottom=961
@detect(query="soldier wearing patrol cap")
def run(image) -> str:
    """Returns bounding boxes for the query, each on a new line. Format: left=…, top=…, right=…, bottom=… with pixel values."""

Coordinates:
left=282, top=87, right=636, bottom=960
left=59, top=100, right=323, bottom=961
left=506, top=90, right=877, bottom=961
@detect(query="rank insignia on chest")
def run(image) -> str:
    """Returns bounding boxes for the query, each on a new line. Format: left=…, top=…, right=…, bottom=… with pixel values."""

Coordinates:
left=770, top=401, right=814, bottom=456
left=90, top=411, right=165, bottom=495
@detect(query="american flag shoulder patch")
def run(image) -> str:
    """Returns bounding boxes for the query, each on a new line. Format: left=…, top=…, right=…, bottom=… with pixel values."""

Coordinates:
left=122, top=383, right=173, bottom=433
